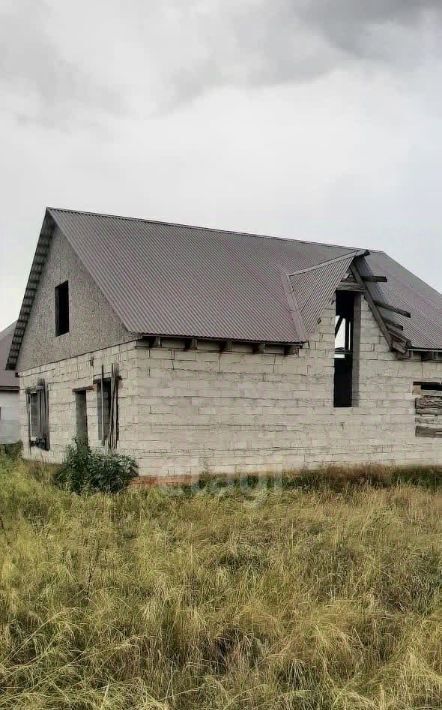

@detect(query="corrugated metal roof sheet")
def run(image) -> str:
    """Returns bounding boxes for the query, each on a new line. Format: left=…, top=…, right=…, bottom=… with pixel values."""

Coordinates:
left=364, top=252, right=442, bottom=350
left=0, top=322, right=19, bottom=389
left=289, top=255, right=361, bottom=336
left=6, top=208, right=442, bottom=369
left=49, top=208, right=360, bottom=343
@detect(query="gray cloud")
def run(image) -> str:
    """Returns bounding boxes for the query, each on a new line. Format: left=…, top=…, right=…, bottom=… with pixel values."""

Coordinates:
left=300, top=0, right=442, bottom=60
left=161, top=0, right=442, bottom=106
left=2, top=0, right=442, bottom=122
left=0, top=0, right=122, bottom=126
left=1, top=1, right=442, bottom=333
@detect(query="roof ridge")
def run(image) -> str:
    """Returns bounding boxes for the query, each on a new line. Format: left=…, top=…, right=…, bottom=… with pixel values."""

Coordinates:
left=47, top=206, right=363, bottom=253
left=288, top=250, right=368, bottom=277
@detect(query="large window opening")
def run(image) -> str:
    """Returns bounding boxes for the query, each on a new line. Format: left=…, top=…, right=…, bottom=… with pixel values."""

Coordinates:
left=334, top=291, right=358, bottom=408
left=55, top=281, right=70, bottom=336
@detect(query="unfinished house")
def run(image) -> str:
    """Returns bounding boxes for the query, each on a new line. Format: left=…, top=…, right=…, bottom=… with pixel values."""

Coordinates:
left=6, top=208, right=442, bottom=480
left=0, top=322, right=20, bottom=444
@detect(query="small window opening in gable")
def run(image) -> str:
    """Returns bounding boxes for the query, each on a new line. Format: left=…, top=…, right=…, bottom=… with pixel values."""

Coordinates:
left=55, top=281, right=69, bottom=336
left=334, top=291, right=359, bottom=408
left=26, top=380, right=50, bottom=450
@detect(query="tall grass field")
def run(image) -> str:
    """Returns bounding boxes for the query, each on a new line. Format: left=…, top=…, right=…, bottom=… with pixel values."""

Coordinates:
left=0, top=453, right=441, bottom=709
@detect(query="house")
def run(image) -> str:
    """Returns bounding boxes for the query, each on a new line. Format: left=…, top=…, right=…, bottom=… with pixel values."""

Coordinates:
left=0, top=322, right=20, bottom=444
left=6, top=208, right=442, bottom=480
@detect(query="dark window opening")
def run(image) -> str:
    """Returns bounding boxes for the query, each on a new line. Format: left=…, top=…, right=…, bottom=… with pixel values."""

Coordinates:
left=75, top=390, right=88, bottom=445
left=334, top=291, right=356, bottom=407
left=55, top=281, right=69, bottom=336
left=419, top=382, right=442, bottom=392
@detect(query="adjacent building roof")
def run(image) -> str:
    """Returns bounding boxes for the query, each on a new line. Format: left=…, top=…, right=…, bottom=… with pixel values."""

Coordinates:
left=0, top=322, right=19, bottom=389
left=6, top=208, right=442, bottom=369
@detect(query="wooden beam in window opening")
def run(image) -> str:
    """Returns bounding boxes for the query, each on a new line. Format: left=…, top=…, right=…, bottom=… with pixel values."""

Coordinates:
left=149, top=336, right=162, bottom=348
left=284, top=344, right=298, bottom=356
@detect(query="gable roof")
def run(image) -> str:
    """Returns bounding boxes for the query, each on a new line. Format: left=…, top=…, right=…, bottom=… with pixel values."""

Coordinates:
left=7, top=208, right=442, bottom=369
left=0, top=322, right=19, bottom=389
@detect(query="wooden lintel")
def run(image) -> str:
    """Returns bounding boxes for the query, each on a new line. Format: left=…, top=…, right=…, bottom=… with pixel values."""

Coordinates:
left=362, top=275, right=388, bottom=283
left=184, top=338, right=198, bottom=351
left=337, top=282, right=364, bottom=292
left=254, top=342, right=266, bottom=354
left=373, top=300, right=411, bottom=318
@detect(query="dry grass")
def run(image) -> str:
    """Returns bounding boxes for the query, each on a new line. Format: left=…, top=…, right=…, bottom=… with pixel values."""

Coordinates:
left=0, top=454, right=441, bottom=709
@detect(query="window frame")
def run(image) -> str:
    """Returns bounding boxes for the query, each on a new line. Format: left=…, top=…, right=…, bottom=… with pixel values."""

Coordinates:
left=26, top=381, right=50, bottom=450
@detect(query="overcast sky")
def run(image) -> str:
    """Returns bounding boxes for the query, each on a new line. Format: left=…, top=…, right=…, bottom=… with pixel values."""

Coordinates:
left=1, top=0, right=442, bottom=331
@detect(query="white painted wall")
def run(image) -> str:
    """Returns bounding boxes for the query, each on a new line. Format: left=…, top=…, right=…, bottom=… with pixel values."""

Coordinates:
left=0, top=390, right=20, bottom=444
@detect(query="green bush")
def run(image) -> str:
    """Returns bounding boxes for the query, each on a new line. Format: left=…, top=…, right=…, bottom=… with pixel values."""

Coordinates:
left=53, top=439, right=137, bottom=494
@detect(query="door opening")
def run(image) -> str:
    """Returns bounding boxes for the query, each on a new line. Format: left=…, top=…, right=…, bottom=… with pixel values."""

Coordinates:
left=334, top=291, right=357, bottom=407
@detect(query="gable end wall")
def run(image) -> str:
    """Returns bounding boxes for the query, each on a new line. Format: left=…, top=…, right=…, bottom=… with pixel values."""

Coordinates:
left=17, top=226, right=135, bottom=371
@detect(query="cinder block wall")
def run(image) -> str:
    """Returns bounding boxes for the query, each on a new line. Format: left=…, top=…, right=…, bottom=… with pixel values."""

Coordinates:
left=19, top=297, right=442, bottom=476
left=18, top=342, right=139, bottom=464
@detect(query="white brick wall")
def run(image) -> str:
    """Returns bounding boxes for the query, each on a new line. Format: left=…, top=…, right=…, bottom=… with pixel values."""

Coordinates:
left=19, top=297, right=442, bottom=476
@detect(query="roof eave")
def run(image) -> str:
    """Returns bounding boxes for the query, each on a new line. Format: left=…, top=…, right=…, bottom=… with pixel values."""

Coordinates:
left=6, top=209, right=56, bottom=371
